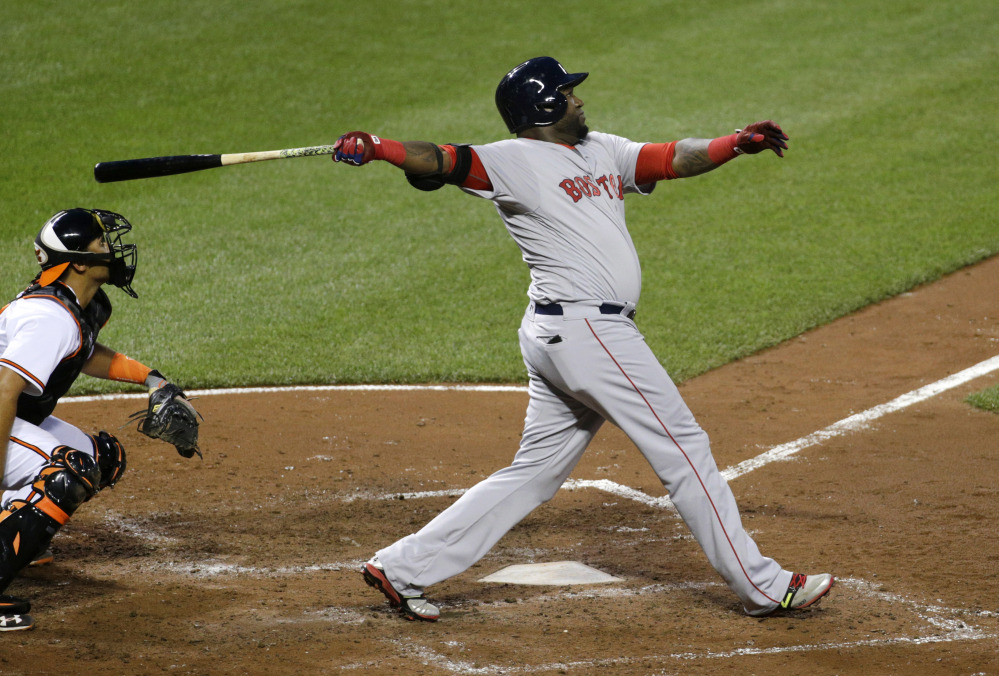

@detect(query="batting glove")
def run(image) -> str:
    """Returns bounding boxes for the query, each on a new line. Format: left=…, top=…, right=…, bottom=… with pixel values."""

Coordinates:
left=333, top=131, right=378, bottom=166
left=735, top=121, right=789, bottom=157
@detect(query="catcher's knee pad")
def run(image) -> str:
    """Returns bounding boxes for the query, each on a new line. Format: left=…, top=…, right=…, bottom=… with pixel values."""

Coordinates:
left=91, top=431, right=127, bottom=489
left=36, top=447, right=101, bottom=509
left=0, top=447, right=100, bottom=592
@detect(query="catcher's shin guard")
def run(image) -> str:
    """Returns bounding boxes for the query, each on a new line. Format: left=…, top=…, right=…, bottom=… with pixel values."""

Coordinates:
left=91, top=431, right=127, bottom=489
left=0, top=447, right=100, bottom=592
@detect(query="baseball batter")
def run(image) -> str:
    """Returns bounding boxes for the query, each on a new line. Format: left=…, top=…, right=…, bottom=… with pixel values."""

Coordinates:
left=0, top=208, right=200, bottom=632
left=333, top=57, right=833, bottom=622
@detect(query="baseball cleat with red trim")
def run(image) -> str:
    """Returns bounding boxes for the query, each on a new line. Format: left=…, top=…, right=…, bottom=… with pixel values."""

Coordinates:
left=749, top=573, right=834, bottom=616
left=361, top=557, right=440, bottom=622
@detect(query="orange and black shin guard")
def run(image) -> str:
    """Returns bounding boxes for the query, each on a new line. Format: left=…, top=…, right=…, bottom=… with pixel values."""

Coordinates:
left=0, top=448, right=100, bottom=592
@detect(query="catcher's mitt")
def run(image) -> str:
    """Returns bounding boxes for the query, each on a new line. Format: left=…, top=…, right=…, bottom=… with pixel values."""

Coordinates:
left=128, top=383, right=203, bottom=458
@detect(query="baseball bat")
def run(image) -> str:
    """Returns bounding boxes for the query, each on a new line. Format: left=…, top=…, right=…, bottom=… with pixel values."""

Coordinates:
left=93, top=144, right=338, bottom=183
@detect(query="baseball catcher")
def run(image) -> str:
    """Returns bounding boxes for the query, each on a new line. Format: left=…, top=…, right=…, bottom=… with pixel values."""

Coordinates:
left=0, top=208, right=201, bottom=631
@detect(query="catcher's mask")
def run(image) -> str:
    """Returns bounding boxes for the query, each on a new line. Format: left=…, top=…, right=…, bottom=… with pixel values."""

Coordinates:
left=34, top=208, right=138, bottom=298
left=495, top=56, right=588, bottom=134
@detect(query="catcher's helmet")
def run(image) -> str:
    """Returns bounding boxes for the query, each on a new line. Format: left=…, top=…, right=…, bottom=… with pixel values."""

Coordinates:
left=495, top=56, right=588, bottom=134
left=34, top=208, right=138, bottom=297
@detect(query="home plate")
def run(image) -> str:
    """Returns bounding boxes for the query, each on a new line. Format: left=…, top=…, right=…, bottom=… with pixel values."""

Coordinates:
left=478, top=561, right=623, bottom=585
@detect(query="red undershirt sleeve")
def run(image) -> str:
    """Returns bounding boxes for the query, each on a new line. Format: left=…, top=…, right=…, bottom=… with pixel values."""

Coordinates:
left=635, top=142, right=679, bottom=183
left=442, top=145, right=493, bottom=191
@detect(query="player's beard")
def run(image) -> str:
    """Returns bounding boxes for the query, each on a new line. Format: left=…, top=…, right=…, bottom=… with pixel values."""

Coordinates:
left=568, top=109, right=589, bottom=142
left=555, top=114, right=589, bottom=143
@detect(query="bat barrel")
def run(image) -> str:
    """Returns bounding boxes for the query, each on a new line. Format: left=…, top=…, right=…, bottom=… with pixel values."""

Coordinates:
left=94, top=154, right=223, bottom=183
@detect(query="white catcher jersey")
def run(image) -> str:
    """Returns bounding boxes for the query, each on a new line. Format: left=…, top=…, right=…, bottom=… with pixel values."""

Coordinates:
left=1, top=292, right=93, bottom=493
left=0, top=295, right=83, bottom=397
left=463, top=131, right=653, bottom=306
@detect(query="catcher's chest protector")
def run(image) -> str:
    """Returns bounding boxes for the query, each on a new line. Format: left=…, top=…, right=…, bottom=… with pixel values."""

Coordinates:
left=14, top=283, right=113, bottom=425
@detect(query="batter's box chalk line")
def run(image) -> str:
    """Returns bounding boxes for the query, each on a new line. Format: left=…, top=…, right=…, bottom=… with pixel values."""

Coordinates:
left=68, top=356, right=999, bottom=512
left=721, top=354, right=999, bottom=481
left=337, top=577, right=997, bottom=673
left=64, top=383, right=529, bottom=405
left=331, top=354, right=999, bottom=509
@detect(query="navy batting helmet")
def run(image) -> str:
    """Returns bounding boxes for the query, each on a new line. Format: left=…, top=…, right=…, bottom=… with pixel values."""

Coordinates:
left=34, top=208, right=138, bottom=297
left=495, top=57, right=588, bottom=134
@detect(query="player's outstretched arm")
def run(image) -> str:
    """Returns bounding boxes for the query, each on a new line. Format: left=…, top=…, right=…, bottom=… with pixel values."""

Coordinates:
left=81, top=343, right=116, bottom=380
left=672, top=120, right=788, bottom=178
left=82, top=343, right=202, bottom=459
left=331, top=131, right=451, bottom=176
left=82, top=343, right=171, bottom=391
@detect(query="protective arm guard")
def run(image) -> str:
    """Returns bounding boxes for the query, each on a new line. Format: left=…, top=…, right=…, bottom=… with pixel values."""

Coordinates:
left=406, top=145, right=473, bottom=191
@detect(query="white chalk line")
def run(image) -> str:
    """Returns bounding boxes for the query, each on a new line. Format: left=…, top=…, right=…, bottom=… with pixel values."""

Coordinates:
left=84, top=353, right=999, bottom=547
left=337, top=481, right=670, bottom=508
left=564, top=477, right=675, bottom=509
left=320, top=354, right=999, bottom=512
left=140, top=560, right=358, bottom=578
left=338, top=487, right=466, bottom=503
left=332, top=578, right=997, bottom=672
left=721, top=354, right=999, bottom=481
left=97, top=545, right=993, bottom=662
left=92, top=551, right=999, bottom=652
left=63, top=383, right=529, bottom=404
left=71, top=354, right=999, bottom=515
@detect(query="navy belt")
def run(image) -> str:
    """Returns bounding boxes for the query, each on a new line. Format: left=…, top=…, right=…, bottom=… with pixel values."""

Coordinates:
left=535, top=302, right=636, bottom=320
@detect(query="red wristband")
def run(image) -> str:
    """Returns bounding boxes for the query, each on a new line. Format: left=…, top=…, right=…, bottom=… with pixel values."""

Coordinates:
left=371, top=136, right=407, bottom=166
left=707, top=133, right=740, bottom=165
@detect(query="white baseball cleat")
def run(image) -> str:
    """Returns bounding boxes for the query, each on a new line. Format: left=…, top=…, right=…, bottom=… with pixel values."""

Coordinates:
left=748, top=572, right=835, bottom=616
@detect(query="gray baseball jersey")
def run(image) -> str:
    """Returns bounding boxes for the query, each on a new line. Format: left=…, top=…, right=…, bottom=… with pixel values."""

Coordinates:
left=464, top=132, right=650, bottom=306
left=376, top=131, right=794, bottom=615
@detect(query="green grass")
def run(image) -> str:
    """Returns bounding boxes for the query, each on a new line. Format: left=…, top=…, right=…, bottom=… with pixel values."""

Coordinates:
left=967, top=385, right=999, bottom=414
left=2, top=0, right=997, bottom=393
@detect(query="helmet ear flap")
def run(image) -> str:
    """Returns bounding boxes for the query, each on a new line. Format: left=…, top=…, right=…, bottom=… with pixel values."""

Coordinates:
left=534, top=90, right=569, bottom=122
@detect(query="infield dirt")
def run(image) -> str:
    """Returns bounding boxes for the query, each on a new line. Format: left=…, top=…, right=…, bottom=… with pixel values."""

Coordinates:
left=3, top=257, right=999, bottom=674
